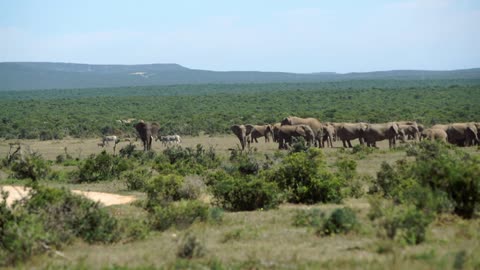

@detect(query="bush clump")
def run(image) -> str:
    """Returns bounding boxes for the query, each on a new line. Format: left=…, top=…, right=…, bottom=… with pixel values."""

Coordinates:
left=144, top=174, right=185, bottom=208
left=149, top=200, right=209, bottom=231
left=321, top=207, right=359, bottom=236
left=122, top=167, right=152, bottom=191
left=371, top=141, right=480, bottom=218
left=265, top=148, right=345, bottom=204
left=74, top=151, right=131, bottom=182
left=154, top=145, right=220, bottom=176
left=176, top=233, right=206, bottom=259
left=10, top=152, right=50, bottom=181
left=208, top=171, right=280, bottom=211
left=0, top=185, right=119, bottom=266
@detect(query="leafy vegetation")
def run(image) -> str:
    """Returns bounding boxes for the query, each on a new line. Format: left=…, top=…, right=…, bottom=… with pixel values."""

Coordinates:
left=1, top=81, right=479, bottom=139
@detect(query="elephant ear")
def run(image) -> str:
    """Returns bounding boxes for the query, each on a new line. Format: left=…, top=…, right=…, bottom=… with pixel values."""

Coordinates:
left=245, top=124, right=255, bottom=135
left=135, top=122, right=146, bottom=133
left=151, top=122, right=160, bottom=136
left=280, top=117, right=290, bottom=126
left=230, top=125, right=243, bottom=135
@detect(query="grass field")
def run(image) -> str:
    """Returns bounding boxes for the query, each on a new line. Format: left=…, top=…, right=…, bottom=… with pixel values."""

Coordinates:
left=1, top=136, right=479, bottom=269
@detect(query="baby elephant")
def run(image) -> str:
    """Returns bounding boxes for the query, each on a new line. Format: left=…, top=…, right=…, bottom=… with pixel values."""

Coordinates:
left=421, top=128, right=448, bottom=143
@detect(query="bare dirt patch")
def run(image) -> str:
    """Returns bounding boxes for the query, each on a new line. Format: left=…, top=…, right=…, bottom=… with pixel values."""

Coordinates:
left=0, top=185, right=136, bottom=207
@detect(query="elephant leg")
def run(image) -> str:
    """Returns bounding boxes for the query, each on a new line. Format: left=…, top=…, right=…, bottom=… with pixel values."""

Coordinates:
left=347, top=140, right=353, bottom=148
left=342, top=140, right=347, bottom=148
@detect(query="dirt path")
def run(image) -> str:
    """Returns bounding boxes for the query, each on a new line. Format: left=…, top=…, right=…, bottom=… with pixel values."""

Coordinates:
left=0, top=185, right=136, bottom=207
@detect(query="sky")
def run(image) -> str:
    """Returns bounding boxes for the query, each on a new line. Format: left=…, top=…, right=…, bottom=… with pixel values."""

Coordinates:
left=1, top=0, right=479, bottom=73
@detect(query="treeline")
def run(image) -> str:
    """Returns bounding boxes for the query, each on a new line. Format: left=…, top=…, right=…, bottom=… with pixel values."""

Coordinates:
left=0, top=81, right=479, bottom=139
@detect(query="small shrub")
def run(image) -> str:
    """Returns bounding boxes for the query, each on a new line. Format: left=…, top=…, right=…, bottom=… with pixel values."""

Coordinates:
left=176, top=233, right=206, bottom=259
left=209, top=171, right=280, bottom=211
left=292, top=208, right=325, bottom=227
left=178, top=176, right=206, bottom=200
left=149, top=200, right=209, bottom=231
left=119, top=219, right=150, bottom=242
left=122, top=167, right=152, bottom=191
left=74, top=151, right=131, bottom=182
left=10, top=152, right=50, bottom=181
left=208, top=207, right=224, bottom=224
left=321, top=207, right=358, bottom=236
left=145, top=174, right=184, bottom=208
left=265, top=148, right=345, bottom=204
left=119, top=144, right=136, bottom=158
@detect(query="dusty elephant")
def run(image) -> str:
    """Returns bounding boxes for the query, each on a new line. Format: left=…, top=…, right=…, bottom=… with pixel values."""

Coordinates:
left=281, top=116, right=322, bottom=146
left=230, top=124, right=254, bottom=150
left=134, top=121, right=160, bottom=151
left=446, top=123, right=479, bottom=146
left=421, top=128, right=448, bottom=143
left=336, top=122, right=368, bottom=148
left=272, top=123, right=282, bottom=142
left=247, top=124, right=273, bottom=143
left=397, top=121, right=420, bottom=141
left=363, top=122, right=400, bottom=148
left=277, top=125, right=315, bottom=149
left=319, top=123, right=335, bottom=148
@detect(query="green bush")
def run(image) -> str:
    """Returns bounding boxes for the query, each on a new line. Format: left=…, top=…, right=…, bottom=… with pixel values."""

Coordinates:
left=74, top=151, right=131, bottom=183
left=176, top=233, right=206, bottom=259
left=209, top=171, right=280, bottom=211
left=228, top=148, right=260, bottom=175
left=178, top=176, right=206, bottom=200
left=154, top=145, right=220, bottom=176
left=292, top=208, right=325, bottom=227
left=265, top=148, right=344, bottom=204
left=144, top=174, right=184, bottom=208
left=379, top=205, right=433, bottom=245
left=371, top=141, right=480, bottom=218
left=122, top=167, right=152, bottom=191
left=321, top=207, right=358, bottom=236
left=149, top=200, right=209, bottom=231
left=0, top=185, right=119, bottom=266
left=10, top=152, right=50, bottom=181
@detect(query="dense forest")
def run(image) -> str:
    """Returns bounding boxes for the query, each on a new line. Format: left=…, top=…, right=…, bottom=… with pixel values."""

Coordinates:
left=1, top=80, right=479, bottom=139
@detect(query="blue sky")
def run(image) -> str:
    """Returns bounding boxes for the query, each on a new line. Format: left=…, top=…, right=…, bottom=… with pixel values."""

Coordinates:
left=1, top=0, right=479, bottom=73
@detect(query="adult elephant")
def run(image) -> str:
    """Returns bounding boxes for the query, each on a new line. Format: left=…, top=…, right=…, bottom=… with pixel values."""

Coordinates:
left=247, top=124, right=273, bottom=143
left=134, top=121, right=160, bottom=151
left=272, top=123, right=282, bottom=143
left=336, top=122, right=368, bottom=148
left=231, top=124, right=254, bottom=150
left=277, top=125, right=315, bottom=149
left=363, top=122, right=400, bottom=148
left=421, top=128, right=448, bottom=143
left=281, top=116, right=322, bottom=146
left=319, top=123, right=335, bottom=148
left=446, top=123, right=479, bottom=146
left=397, top=121, right=420, bottom=141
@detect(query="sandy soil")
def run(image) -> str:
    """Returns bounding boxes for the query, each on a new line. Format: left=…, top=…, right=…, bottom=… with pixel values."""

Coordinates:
left=0, top=185, right=136, bottom=207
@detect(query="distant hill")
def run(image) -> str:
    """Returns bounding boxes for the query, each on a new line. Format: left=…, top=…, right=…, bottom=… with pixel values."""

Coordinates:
left=1, top=62, right=479, bottom=91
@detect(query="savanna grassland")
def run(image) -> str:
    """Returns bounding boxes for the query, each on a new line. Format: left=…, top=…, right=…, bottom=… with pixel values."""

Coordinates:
left=1, top=80, right=480, bottom=269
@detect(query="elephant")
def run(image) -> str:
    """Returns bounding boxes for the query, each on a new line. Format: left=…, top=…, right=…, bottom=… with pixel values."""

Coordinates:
left=421, top=128, right=448, bottom=143
left=319, top=123, right=335, bottom=148
left=363, top=122, right=400, bottom=148
left=230, top=124, right=254, bottom=150
left=281, top=116, right=322, bottom=147
left=246, top=124, right=273, bottom=143
left=272, top=123, right=282, bottom=142
left=397, top=121, right=420, bottom=141
left=446, top=123, right=479, bottom=146
left=336, top=122, right=368, bottom=148
left=134, top=121, right=160, bottom=151
left=277, top=125, right=315, bottom=149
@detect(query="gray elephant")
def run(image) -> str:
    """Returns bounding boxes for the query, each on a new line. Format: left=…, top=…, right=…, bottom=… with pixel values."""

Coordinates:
left=277, top=125, right=315, bottom=149
left=446, top=123, right=479, bottom=146
left=134, top=121, right=160, bottom=151
left=363, top=122, right=400, bottom=148
left=272, top=123, right=282, bottom=142
left=231, top=124, right=254, bottom=150
left=421, top=128, right=448, bottom=143
left=336, top=122, right=368, bottom=148
left=397, top=121, right=420, bottom=141
left=319, top=123, right=335, bottom=148
left=247, top=124, right=273, bottom=143
left=281, top=116, right=322, bottom=146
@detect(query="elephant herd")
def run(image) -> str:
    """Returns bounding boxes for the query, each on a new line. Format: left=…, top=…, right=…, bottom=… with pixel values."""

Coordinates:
left=231, top=117, right=480, bottom=150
